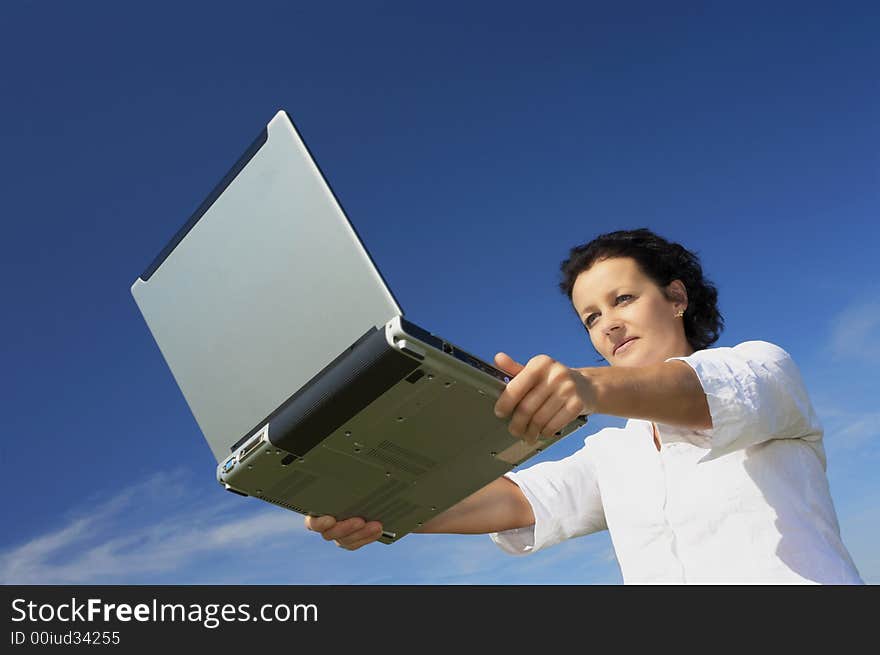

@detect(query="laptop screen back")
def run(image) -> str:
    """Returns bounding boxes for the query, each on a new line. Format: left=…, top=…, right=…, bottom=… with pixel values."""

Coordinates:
left=131, top=111, right=402, bottom=462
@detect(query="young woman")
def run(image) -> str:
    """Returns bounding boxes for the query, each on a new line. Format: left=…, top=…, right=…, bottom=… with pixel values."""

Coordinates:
left=305, top=228, right=863, bottom=584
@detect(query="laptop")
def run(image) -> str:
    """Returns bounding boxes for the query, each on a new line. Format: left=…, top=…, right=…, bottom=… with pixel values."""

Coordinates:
left=130, top=110, right=588, bottom=544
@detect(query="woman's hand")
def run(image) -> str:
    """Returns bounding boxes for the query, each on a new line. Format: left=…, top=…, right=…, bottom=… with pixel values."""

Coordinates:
left=304, top=515, right=384, bottom=550
left=493, top=352, right=597, bottom=444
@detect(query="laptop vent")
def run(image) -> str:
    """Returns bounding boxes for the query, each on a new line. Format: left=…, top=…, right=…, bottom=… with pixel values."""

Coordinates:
left=366, top=440, right=438, bottom=476
left=261, top=496, right=308, bottom=514
left=265, top=470, right=319, bottom=500
left=340, top=479, right=419, bottom=524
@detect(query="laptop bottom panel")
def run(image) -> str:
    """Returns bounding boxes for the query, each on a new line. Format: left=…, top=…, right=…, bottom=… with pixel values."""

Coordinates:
left=217, top=318, right=587, bottom=544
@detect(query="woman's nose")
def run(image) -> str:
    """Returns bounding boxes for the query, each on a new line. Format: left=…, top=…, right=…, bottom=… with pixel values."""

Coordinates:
left=602, top=317, right=624, bottom=336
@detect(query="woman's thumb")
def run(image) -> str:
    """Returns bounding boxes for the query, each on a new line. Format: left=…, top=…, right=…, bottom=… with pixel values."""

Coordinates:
left=494, top=352, right=525, bottom=377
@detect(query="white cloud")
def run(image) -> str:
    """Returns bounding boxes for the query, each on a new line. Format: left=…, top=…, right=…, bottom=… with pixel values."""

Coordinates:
left=0, top=470, right=306, bottom=584
left=833, top=413, right=880, bottom=450
left=828, top=298, right=880, bottom=363
left=0, top=468, right=620, bottom=585
left=811, top=403, right=880, bottom=453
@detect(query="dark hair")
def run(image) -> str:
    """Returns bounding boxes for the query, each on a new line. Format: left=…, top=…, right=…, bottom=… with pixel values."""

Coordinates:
left=559, top=228, right=724, bottom=352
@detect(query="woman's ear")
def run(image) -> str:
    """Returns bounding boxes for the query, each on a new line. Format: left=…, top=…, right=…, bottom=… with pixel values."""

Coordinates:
left=666, top=279, right=689, bottom=310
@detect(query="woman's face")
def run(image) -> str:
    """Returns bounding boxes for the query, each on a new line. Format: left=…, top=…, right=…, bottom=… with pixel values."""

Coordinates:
left=570, top=256, right=694, bottom=367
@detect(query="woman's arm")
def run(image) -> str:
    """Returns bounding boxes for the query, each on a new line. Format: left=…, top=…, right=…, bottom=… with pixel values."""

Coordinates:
left=585, top=360, right=712, bottom=430
left=413, top=476, right=534, bottom=534
left=493, top=352, right=712, bottom=442
left=304, top=476, right=534, bottom=549
left=586, top=341, right=823, bottom=451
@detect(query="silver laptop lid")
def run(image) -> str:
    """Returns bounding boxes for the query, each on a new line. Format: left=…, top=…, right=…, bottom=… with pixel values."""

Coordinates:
left=131, top=110, right=403, bottom=463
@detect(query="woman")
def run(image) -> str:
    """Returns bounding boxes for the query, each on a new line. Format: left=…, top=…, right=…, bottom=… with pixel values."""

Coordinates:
left=305, top=228, right=863, bottom=584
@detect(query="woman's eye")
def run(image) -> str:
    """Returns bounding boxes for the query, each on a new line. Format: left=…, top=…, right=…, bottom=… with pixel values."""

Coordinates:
left=585, top=295, right=634, bottom=328
left=585, top=295, right=635, bottom=328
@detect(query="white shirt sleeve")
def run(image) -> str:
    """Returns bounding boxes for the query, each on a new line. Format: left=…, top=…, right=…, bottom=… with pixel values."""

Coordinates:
left=490, top=439, right=607, bottom=555
left=664, top=340, right=823, bottom=452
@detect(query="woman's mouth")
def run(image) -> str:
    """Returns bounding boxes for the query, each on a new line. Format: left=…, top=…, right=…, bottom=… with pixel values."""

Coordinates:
left=614, top=338, right=638, bottom=356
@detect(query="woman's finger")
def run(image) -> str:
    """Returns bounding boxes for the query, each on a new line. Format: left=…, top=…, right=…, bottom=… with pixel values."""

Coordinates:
left=508, top=383, right=555, bottom=438
left=322, top=517, right=366, bottom=541
left=525, top=395, right=566, bottom=442
left=541, top=404, right=579, bottom=442
left=305, top=515, right=336, bottom=532
left=337, top=522, right=384, bottom=550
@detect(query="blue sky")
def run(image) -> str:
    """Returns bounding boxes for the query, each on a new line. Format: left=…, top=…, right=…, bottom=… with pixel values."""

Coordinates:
left=1, top=1, right=878, bottom=584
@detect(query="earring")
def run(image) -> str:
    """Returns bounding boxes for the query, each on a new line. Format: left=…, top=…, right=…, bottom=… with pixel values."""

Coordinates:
left=675, top=309, right=685, bottom=318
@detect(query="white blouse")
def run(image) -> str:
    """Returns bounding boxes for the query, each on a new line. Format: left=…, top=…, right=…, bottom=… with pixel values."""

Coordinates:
left=490, top=340, right=863, bottom=584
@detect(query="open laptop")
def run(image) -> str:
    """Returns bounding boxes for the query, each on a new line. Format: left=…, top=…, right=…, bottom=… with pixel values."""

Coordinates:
left=130, top=110, right=588, bottom=544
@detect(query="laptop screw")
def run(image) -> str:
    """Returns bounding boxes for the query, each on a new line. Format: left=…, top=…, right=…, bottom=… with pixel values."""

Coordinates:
left=427, top=374, right=434, bottom=380
left=345, top=431, right=352, bottom=437
left=490, top=451, right=497, bottom=456
left=396, top=416, right=405, bottom=422
left=478, top=389, right=485, bottom=395
left=247, top=464, right=254, bottom=470
left=431, top=506, right=437, bottom=511
left=444, top=382, right=451, bottom=388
